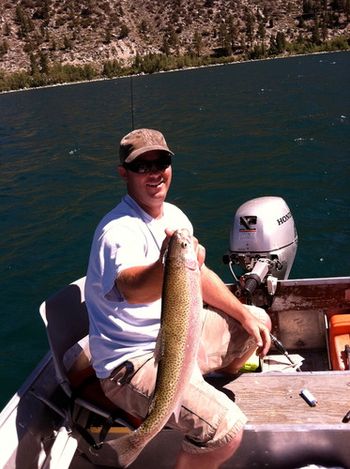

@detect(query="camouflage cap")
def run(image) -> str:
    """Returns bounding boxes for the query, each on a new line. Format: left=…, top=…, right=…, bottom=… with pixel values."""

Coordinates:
left=119, top=128, right=174, bottom=164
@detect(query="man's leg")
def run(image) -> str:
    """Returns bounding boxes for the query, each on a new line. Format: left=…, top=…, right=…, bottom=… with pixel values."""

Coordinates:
left=219, top=305, right=272, bottom=374
left=175, top=429, right=243, bottom=469
left=197, top=304, right=271, bottom=376
left=165, top=365, right=247, bottom=469
left=101, top=352, right=246, bottom=469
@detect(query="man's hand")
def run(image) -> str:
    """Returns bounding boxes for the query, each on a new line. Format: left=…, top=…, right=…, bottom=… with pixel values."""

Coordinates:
left=240, top=313, right=271, bottom=358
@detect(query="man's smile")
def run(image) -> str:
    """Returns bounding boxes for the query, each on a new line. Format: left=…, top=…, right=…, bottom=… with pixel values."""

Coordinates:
left=146, top=178, right=164, bottom=188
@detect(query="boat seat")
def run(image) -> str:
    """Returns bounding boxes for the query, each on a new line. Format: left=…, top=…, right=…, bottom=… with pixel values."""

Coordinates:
left=39, top=277, right=140, bottom=437
left=64, top=337, right=141, bottom=427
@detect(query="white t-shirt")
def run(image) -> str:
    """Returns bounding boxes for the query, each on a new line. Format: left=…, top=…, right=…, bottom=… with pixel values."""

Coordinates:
left=85, top=195, right=193, bottom=378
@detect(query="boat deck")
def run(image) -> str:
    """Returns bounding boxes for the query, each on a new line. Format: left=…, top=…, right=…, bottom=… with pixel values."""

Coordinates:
left=222, top=370, right=350, bottom=426
left=72, top=369, right=350, bottom=469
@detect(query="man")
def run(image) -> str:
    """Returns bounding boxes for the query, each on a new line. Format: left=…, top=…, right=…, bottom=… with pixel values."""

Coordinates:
left=85, top=128, right=271, bottom=469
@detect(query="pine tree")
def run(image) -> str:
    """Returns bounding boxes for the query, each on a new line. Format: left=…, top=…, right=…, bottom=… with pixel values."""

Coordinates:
left=258, top=19, right=266, bottom=41
left=119, top=24, right=129, bottom=39
left=218, top=23, right=227, bottom=48
left=321, top=21, right=328, bottom=41
left=168, top=26, right=178, bottom=51
left=345, top=0, right=350, bottom=19
left=276, top=31, right=287, bottom=52
left=29, top=53, right=39, bottom=75
left=227, top=15, right=237, bottom=53
left=193, top=30, right=203, bottom=57
left=104, top=28, right=112, bottom=44
left=39, top=52, right=49, bottom=74
left=4, top=22, right=11, bottom=36
left=139, top=20, right=148, bottom=34
left=312, top=17, right=321, bottom=44
left=162, top=36, right=170, bottom=56
left=0, top=40, right=9, bottom=57
left=244, top=9, right=255, bottom=46
left=63, top=35, right=72, bottom=50
left=15, top=5, right=34, bottom=38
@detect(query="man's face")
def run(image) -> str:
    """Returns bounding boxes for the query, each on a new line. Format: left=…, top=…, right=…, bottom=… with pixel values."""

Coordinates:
left=118, top=150, right=172, bottom=217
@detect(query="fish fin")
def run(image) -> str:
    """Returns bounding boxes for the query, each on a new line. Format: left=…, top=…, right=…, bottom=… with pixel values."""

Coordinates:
left=154, top=329, right=164, bottom=365
left=147, top=393, right=157, bottom=416
left=161, top=245, right=169, bottom=265
left=196, top=343, right=209, bottom=370
left=173, top=402, right=182, bottom=423
left=154, top=333, right=161, bottom=364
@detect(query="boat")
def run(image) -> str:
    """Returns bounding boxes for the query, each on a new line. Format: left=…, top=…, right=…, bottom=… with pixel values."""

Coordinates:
left=1, top=197, right=349, bottom=469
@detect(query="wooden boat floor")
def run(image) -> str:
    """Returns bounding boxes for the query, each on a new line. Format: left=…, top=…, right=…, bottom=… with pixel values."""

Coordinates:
left=217, top=370, right=350, bottom=426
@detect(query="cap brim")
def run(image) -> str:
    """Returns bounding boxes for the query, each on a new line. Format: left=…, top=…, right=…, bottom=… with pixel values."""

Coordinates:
left=125, top=146, right=174, bottom=163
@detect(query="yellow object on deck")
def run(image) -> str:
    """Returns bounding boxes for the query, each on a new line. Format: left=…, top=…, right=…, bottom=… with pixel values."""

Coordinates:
left=241, top=352, right=260, bottom=372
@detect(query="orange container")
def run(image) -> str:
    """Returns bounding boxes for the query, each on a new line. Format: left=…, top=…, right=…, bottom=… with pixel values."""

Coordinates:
left=329, top=314, right=350, bottom=370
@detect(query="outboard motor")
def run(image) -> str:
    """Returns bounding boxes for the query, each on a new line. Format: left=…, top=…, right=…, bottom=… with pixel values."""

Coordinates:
left=224, top=197, right=298, bottom=299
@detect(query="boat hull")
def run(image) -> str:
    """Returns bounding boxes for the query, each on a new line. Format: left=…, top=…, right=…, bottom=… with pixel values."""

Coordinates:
left=1, top=276, right=350, bottom=468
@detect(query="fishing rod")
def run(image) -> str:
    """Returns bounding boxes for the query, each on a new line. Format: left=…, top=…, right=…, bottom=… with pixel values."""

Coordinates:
left=130, top=75, right=135, bottom=130
left=270, top=333, right=301, bottom=371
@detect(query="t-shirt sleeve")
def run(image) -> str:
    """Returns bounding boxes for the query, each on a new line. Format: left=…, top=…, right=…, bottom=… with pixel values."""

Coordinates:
left=90, top=204, right=194, bottom=303
left=98, top=223, right=147, bottom=301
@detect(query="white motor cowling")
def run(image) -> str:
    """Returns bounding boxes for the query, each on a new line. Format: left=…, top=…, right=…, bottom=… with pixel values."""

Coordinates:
left=225, top=196, right=298, bottom=296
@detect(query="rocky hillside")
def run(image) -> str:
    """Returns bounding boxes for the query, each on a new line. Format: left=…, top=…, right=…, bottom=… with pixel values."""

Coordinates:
left=1, top=0, right=350, bottom=75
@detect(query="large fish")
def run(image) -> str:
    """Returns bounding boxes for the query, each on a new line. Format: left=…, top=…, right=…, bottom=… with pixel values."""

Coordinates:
left=115, top=228, right=203, bottom=467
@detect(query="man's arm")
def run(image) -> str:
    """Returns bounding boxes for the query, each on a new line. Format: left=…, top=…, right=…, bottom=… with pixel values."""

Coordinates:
left=115, top=230, right=173, bottom=304
left=200, top=263, right=271, bottom=357
left=116, top=260, right=164, bottom=304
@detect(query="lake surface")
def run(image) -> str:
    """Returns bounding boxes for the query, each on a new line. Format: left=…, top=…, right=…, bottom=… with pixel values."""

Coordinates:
left=0, top=51, right=349, bottom=408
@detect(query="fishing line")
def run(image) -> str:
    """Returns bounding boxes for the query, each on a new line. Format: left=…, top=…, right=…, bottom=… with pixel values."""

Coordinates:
left=130, top=76, right=135, bottom=130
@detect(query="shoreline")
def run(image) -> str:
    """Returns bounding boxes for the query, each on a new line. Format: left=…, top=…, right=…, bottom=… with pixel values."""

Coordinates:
left=0, top=49, right=348, bottom=96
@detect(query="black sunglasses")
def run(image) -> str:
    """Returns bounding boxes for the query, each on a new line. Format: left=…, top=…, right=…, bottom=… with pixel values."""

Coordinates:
left=123, top=154, right=172, bottom=174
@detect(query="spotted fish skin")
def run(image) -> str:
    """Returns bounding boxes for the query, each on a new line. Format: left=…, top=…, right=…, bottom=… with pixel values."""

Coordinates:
left=115, top=228, right=203, bottom=467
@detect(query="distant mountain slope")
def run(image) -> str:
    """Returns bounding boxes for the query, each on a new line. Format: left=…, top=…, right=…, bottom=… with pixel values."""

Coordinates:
left=1, top=0, right=349, bottom=76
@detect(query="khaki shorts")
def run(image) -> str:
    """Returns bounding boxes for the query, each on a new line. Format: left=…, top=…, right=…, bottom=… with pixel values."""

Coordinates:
left=100, top=305, right=265, bottom=453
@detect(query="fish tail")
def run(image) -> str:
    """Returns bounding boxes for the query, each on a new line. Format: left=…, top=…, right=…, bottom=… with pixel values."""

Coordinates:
left=114, top=432, right=146, bottom=468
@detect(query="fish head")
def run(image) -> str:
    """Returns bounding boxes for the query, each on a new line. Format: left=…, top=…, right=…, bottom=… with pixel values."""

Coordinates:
left=166, top=228, right=198, bottom=270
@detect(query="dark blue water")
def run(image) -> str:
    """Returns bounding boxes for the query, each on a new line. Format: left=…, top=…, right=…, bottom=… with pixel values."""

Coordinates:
left=0, top=52, right=349, bottom=408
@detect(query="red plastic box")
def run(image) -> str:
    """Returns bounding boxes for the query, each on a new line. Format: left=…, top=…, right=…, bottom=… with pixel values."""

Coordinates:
left=329, top=314, right=350, bottom=370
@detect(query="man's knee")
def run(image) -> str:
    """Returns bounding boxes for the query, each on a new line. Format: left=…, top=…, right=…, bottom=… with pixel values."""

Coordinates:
left=246, top=304, right=272, bottom=330
left=181, top=399, right=247, bottom=455
left=214, top=427, right=243, bottom=461
left=175, top=429, right=243, bottom=469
